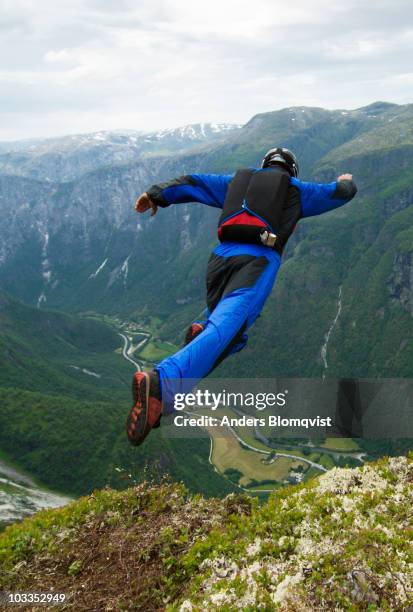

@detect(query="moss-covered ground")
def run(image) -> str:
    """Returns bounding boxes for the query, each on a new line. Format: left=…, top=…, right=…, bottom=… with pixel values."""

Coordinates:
left=1, top=456, right=411, bottom=610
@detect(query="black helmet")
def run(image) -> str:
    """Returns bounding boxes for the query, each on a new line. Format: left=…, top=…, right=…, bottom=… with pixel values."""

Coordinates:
left=261, top=147, right=299, bottom=177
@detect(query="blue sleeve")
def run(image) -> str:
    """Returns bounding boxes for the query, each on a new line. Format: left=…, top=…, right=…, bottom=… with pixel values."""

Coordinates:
left=292, top=177, right=358, bottom=218
left=147, top=173, right=233, bottom=209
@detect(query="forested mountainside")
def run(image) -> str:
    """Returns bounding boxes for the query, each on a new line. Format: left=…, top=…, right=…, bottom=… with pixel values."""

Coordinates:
left=0, top=290, right=234, bottom=497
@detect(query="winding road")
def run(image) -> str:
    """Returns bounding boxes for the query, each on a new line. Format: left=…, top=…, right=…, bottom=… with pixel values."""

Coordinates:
left=187, top=410, right=327, bottom=474
left=119, top=333, right=143, bottom=371
left=218, top=417, right=327, bottom=472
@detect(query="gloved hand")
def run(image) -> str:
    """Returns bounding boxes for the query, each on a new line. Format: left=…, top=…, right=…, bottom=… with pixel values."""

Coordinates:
left=134, top=192, right=158, bottom=216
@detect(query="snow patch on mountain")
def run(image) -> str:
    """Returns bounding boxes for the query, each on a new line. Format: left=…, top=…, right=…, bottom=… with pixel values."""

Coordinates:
left=69, top=365, right=101, bottom=378
left=0, top=123, right=241, bottom=155
left=89, top=258, right=108, bottom=280
left=34, top=222, right=54, bottom=308
left=37, top=292, right=46, bottom=309
left=107, top=255, right=131, bottom=289
left=120, top=255, right=130, bottom=287
left=321, top=286, right=342, bottom=377
left=150, top=122, right=241, bottom=141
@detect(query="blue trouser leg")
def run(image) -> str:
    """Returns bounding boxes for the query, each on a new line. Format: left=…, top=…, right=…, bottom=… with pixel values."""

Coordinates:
left=156, top=245, right=281, bottom=413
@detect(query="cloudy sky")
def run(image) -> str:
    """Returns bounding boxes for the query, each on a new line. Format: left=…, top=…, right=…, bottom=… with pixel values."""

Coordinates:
left=1, top=0, right=413, bottom=140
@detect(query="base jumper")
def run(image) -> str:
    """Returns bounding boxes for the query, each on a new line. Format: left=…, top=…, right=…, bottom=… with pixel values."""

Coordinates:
left=126, top=148, right=357, bottom=446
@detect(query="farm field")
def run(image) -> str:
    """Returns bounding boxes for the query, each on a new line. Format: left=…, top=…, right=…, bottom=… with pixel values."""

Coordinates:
left=187, top=404, right=365, bottom=491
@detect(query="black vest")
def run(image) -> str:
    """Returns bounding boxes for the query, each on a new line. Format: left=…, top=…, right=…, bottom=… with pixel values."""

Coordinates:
left=218, top=167, right=298, bottom=254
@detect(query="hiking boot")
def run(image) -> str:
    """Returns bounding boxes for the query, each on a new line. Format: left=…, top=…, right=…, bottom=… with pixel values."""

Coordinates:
left=126, top=371, right=162, bottom=446
left=184, top=322, right=204, bottom=346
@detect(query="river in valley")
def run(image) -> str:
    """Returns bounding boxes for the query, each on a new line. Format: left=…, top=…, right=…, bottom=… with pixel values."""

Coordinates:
left=0, top=459, right=71, bottom=530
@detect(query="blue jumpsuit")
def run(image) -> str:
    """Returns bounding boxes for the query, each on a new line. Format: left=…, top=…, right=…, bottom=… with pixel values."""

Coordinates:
left=147, top=172, right=357, bottom=412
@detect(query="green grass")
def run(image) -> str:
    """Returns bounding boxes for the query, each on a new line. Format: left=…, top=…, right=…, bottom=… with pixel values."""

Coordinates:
left=319, top=454, right=336, bottom=470
left=321, top=438, right=359, bottom=451
left=139, top=339, right=178, bottom=362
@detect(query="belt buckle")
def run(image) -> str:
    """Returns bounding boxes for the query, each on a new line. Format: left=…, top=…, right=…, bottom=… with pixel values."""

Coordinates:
left=260, top=230, right=277, bottom=248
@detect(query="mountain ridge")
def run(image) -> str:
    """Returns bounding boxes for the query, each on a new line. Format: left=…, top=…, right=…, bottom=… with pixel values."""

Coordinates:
left=0, top=123, right=242, bottom=182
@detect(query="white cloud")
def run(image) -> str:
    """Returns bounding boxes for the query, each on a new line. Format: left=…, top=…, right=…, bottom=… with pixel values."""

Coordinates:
left=0, top=0, right=412, bottom=139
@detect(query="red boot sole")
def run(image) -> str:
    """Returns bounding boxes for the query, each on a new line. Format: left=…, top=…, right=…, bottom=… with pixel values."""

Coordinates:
left=126, top=372, right=151, bottom=446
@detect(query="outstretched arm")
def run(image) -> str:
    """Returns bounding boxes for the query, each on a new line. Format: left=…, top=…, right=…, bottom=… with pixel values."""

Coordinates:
left=296, top=173, right=358, bottom=218
left=135, top=173, right=233, bottom=216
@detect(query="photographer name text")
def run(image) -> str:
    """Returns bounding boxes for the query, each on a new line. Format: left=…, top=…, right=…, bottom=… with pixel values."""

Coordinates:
left=174, top=414, right=333, bottom=429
